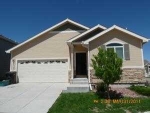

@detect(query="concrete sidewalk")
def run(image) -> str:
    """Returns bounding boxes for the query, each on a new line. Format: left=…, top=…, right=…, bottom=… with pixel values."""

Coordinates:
left=0, top=83, right=68, bottom=113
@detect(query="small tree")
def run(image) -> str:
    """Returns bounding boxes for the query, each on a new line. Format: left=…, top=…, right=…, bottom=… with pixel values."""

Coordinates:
left=92, top=48, right=123, bottom=98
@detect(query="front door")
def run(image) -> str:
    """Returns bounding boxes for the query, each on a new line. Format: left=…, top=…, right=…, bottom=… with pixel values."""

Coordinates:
left=76, top=53, right=87, bottom=77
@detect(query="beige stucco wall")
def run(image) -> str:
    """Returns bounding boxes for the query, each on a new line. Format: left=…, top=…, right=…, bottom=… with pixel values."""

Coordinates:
left=11, top=32, right=80, bottom=70
left=89, top=29, right=143, bottom=67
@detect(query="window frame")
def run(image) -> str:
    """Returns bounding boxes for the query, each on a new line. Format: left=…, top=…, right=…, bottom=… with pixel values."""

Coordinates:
left=106, top=43, right=125, bottom=60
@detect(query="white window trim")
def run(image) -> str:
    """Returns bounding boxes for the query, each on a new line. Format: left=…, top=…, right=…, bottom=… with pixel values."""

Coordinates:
left=105, top=41, right=125, bottom=45
left=106, top=45, right=125, bottom=60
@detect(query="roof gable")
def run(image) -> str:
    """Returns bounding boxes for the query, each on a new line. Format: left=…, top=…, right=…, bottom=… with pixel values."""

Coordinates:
left=52, top=22, right=88, bottom=31
left=6, top=19, right=89, bottom=53
left=83, top=25, right=149, bottom=44
left=67, top=24, right=106, bottom=43
left=73, top=28, right=103, bottom=42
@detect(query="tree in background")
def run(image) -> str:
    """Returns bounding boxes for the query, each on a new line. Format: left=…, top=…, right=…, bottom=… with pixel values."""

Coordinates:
left=92, top=48, right=123, bottom=98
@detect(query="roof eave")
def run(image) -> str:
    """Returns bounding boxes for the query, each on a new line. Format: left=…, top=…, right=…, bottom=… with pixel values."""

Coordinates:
left=66, top=18, right=89, bottom=30
left=0, top=35, right=18, bottom=45
left=83, top=25, right=149, bottom=44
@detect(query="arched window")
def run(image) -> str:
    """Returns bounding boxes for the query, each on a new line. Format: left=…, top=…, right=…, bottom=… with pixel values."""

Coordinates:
left=106, top=43, right=124, bottom=59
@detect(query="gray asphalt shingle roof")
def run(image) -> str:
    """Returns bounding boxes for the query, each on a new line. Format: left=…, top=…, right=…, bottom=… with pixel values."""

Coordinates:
left=0, top=35, right=18, bottom=44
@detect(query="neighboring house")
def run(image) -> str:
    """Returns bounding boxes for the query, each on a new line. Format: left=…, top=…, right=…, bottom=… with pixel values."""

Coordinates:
left=0, top=35, right=17, bottom=80
left=6, top=19, right=149, bottom=89
left=144, top=60, right=150, bottom=77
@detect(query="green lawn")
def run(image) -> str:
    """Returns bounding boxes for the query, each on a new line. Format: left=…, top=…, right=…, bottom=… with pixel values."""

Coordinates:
left=48, top=93, right=150, bottom=113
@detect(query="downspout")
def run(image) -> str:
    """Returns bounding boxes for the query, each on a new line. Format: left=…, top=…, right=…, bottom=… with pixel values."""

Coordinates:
left=82, top=42, right=92, bottom=90
left=10, top=52, right=12, bottom=71
left=147, top=39, right=150, bottom=76
left=148, top=65, right=150, bottom=76
left=141, top=41, right=144, bottom=68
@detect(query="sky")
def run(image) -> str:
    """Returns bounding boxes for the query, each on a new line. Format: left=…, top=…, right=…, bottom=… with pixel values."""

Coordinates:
left=0, top=0, right=150, bottom=61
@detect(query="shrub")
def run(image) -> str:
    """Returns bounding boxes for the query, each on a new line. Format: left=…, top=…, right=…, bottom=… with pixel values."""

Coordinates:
left=92, top=48, right=123, bottom=99
left=97, top=82, right=107, bottom=93
left=96, top=82, right=107, bottom=98
left=96, top=82, right=123, bottom=99
left=129, top=86, right=150, bottom=96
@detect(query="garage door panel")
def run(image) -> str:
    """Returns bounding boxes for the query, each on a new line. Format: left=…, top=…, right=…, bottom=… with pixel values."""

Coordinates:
left=19, top=77, right=68, bottom=82
left=17, top=60, right=68, bottom=82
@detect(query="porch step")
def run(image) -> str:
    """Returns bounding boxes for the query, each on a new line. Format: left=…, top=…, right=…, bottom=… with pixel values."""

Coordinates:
left=62, top=84, right=90, bottom=93
left=70, top=78, right=89, bottom=84
left=62, top=78, right=90, bottom=93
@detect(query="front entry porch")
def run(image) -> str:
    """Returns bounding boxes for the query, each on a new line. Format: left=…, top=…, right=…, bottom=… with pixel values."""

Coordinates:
left=72, top=44, right=88, bottom=79
left=63, top=44, right=90, bottom=92
left=75, top=52, right=87, bottom=78
left=67, top=40, right=91, bottom=92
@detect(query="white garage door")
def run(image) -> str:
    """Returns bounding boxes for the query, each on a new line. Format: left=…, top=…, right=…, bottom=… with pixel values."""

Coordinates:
left=17, top=59, right=68, bottom=82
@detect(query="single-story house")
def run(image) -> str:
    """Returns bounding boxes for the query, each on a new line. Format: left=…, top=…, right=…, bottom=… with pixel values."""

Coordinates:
left=0, top=35, right=17, bottom=80
left=144, top=60, right=150, bottom=77
left=6, top=19, right=149, bottom=89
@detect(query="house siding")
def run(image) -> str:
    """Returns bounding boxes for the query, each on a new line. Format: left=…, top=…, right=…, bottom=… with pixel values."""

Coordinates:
left=0, top=39, right=17, bottom=78
left=11, top=32, right=80, bottom=70
left=89, top=29, right=143, bottom=67
left=89, top=29, right=145, bottom=85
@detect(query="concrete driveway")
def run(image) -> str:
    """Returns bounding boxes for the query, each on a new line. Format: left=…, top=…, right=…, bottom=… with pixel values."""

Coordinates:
left=0, top=83, right=68, bottom=113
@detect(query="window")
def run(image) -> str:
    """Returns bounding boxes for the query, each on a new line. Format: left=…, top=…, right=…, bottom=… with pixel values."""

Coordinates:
left=106, top=43, right=124, bottom=59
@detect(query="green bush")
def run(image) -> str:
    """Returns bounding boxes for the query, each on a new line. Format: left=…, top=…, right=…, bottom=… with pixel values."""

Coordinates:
left=97, top=82, right=107, bottom=93
left=129, top=85, right=150, bottom=96
left=91, top=48, right=122, bottom=99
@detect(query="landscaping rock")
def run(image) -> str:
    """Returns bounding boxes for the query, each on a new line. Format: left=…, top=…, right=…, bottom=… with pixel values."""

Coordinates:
left=110, top=87, right=143, bottom=98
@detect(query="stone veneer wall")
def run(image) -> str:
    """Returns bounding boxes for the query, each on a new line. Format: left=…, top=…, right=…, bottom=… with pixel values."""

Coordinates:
left=68, top=70, right=72, bottom=82
left=90, top=68, right=145, bottom=84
